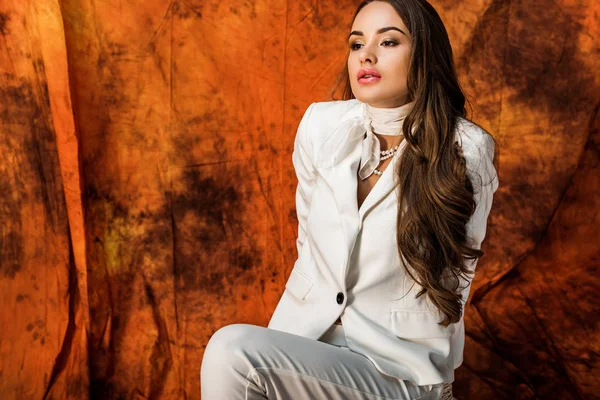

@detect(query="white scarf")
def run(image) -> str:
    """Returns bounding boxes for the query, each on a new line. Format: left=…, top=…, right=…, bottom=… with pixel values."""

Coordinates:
left=358, top=100, right=416, bottom=180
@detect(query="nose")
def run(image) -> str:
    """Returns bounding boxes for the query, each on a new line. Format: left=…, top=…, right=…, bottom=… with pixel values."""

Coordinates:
left=359, top=43, right=377, bottom=64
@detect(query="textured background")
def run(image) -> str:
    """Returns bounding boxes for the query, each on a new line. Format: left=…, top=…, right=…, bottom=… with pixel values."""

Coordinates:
left=0, top=0, right=598, bottom=399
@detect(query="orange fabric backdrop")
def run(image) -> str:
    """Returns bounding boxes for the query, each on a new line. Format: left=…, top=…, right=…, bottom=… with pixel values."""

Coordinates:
left=0, top=0, right=598, bottom=398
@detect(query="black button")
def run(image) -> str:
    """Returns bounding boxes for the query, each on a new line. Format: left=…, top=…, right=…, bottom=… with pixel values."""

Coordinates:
left=336, top=292, right=344, bottom=304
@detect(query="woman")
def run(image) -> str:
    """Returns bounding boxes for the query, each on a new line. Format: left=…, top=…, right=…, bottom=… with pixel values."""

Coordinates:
left=200, top=0, right=499, bottom=398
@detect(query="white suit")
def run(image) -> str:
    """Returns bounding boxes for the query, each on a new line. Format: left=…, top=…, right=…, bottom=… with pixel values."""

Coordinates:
left=267, top=99, right=499, bottom=386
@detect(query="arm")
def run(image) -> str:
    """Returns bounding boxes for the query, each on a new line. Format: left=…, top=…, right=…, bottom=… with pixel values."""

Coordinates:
left=460, top=131, right=500, bottom=307
left=465, top=132, right=499, bottom=248
left=291, top=102, right=317, bottom=258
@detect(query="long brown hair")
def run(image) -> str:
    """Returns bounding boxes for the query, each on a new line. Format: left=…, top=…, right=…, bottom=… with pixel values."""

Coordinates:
left=330, top=0, right=496, bottom=326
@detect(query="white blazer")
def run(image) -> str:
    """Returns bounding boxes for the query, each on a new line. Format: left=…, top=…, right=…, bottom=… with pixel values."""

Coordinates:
left=267, top=99, right=499, bottom=386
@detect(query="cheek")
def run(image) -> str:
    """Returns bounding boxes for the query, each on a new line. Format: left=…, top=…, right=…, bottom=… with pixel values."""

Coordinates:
left=394, top=53, right=411, bottom=72
left=347, top=58, right=357, bottom=77
left=383, top=59, right=409, bottom=83
left=347, top=55, right=357, bottom=69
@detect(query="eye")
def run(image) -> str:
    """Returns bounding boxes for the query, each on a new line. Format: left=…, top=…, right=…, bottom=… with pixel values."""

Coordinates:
left=349, top=42, right=362, bottom=51
left=349, top=40, right=398, bottom=51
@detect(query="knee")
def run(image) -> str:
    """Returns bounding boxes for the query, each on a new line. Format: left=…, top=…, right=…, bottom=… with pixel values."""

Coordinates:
left=201, top=324, right=256, bottom=368
left=200, top=324, right=268, bottom=397
left=205, top=324, right=254, bottom=352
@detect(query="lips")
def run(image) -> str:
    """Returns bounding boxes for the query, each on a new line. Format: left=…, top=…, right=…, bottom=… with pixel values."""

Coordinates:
left=357, top=67, right=381, bottom=80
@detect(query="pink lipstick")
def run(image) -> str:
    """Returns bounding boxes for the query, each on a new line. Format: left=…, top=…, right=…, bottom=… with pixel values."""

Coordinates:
left=357, top=67, right=382, bottom=84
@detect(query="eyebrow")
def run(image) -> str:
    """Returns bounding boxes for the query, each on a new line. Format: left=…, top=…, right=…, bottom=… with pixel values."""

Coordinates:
left=347, top=26, right=407, bottom=40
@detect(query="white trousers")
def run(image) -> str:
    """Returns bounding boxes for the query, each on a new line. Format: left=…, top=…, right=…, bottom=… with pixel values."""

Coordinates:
left=200, top=323, right=454, bottom=399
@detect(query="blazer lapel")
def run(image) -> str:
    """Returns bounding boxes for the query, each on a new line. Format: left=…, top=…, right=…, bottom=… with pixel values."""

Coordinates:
left=313, top=100, right=405, bottom=258
left=358, top=138, right=406, bottom=218
left=315, top=146, right=363, bottom=257
left=314, top=113, right=364, bottom=257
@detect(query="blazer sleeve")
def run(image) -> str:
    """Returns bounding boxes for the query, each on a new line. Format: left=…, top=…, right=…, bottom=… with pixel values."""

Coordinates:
left=291, top=102, right=317, bottom=258
left=460, top=130, right=500, bottom=306
left=464, top=132, right=499, bottom=248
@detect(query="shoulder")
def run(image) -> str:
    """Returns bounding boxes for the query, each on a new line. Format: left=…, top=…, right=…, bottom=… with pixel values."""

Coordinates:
left=455, top=116, right=496, bottom=161
left=303, top=98, right=361, bottom=130
left=309, top=98, right=361, bottom=117
left=298, top=98, right=362, bottom=152
left=455, top=117, right=498, bottom=189
left=455, top=117, right=493, bottom=148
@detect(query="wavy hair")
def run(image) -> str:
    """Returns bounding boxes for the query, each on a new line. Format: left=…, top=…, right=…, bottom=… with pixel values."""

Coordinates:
left=330, top=0, right=496, bottom=326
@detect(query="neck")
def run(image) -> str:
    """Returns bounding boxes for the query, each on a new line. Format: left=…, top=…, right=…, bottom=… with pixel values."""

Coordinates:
left=364, top=100, right=415, bottom=136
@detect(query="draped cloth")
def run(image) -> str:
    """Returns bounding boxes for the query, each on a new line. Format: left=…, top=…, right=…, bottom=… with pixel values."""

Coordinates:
left=314, top=100, right=416, bottom=180
left=359, top=100, right=416, bottom=180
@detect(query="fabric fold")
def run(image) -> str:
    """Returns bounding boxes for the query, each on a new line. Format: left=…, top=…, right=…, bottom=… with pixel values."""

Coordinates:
left=359, top=100, right=415, bottom=180
left=315, top=100, right=416, bottom=180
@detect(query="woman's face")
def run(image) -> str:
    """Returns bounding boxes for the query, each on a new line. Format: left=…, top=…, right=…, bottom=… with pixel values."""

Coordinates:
left=347, top=1, right=412, bottom=108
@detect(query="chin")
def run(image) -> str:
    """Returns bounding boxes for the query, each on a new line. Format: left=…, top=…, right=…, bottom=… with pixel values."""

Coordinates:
left=352, top=90, right=386, bottom=106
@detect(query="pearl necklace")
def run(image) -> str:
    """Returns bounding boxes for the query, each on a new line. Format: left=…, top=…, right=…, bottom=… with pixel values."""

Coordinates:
left=359, top=100, right=415, bottom=180
left=372, top=141, right=401, bottom=176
